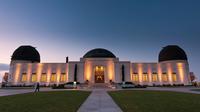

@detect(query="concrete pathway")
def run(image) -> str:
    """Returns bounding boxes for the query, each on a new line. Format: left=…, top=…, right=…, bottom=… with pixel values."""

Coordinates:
left=0, top=89, right=33, bottom=96
left=145, top=87, right=200, bottom=94
left=114, top=87, right=200, bottom=94
left=1, top=87, right=200, bottom=97
left=0, top=88, right=71, bottom=96
left=77, top=89, right=123, bottom=112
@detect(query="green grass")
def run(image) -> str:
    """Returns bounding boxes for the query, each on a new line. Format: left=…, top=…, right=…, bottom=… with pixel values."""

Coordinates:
left=0, top=91, right=90, bottom=112
left=109, top=90, right=200, bottom=112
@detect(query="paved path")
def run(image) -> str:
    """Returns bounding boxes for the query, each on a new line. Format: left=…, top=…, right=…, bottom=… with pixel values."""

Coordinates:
left=0, top=88, right=71, bottom=96
left=0, top=89, right=33, bottom=96
left=115, top=87, right=200, bottom=94
left=1, top=87, right=200, bottom=97
left=77, top=89, right=123, bottom=112
left=145, top=87, right=200, bottom=94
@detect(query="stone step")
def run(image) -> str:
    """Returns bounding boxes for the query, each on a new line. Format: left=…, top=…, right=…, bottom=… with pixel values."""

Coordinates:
left=91, top=83, right=111, bottom=89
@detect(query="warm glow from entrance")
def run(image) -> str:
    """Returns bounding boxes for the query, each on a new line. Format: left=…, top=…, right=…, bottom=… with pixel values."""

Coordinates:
left=95, top=66, right=104, bottom=83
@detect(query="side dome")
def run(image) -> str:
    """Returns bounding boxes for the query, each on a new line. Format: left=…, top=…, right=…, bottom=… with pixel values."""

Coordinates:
left=159, top=45, right=187, bottom=62
left=11, top=45, right=40, bottom=62
left=83, top=48, right=116, bottom=58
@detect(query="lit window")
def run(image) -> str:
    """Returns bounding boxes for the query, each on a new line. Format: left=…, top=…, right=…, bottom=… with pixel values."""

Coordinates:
left=95, top=66, right=104, bottom=75
left=95, top=66, right=104, bottom=71
left=100, top=66, right=103, bottom=70
left=143, top=74, right=148, bottom=82
left=31, top=74, right=37, bottom=82
left=51, top=74, right=56, bottom=82
left=60, top=74, right=66, bottom=82
left=152, top=74, right=158, bottom=82
left=162, top=74, right=168, bottom=82
left=41, top=74, right=47, bottom=82
left=133, top=74, right=139, bottom=82
left=95, top=66, right=99, bottom=71
left=172, top=74, right=177, bottom=82
left=21, top=74, right=27, bottom=82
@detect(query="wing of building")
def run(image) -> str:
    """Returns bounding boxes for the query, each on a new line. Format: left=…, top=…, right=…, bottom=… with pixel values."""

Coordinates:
left=8, top=45, right=191, bottom=86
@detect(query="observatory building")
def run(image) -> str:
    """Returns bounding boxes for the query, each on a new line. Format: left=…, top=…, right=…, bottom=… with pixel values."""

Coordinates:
left=8, top=45, right=191, bottom=86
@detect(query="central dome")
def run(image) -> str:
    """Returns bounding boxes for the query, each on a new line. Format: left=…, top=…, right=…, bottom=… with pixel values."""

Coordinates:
left=83, top=48, right=116, bottom=58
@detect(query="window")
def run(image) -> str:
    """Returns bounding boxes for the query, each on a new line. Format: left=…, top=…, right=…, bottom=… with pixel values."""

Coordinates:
left=152, top=74, right=158, bottom=82
left=60, top=74, right=66, bottom=82
left=162, top=74, right=168, bottom=82
left=143, top=74, right=148, bottom=82
left=51, top=74, right=56, bottom=82
left=41, top=74, right=47, bottom=82
left=133, top=74, right=139, bottom=82
left=31, top=74, right=37, bottom=82
left=21, top=73, right=27, bottom=82
left=172, top=74, right=177, bottom=82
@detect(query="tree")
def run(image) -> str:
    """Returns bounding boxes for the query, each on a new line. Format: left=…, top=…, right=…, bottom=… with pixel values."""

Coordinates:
left=122, top=65, right=125, bottom=82
left=3, top=72, right=9, bottom=83
left=189, top=72, right=196, bottom=82
left=74, top=64, right=77, bottom=82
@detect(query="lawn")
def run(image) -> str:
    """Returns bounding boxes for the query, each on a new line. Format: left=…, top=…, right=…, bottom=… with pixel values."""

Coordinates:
left=109, top=90, right=200, bottom=112
left=0, top=91, right=90, bottom=112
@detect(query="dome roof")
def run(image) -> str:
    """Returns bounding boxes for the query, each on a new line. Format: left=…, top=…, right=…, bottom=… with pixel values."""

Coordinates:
left=83, top=48, right=116, bottom=58
left=11, top=45, right=40, bottom=62
left=159, top=45, right=187, bottom=62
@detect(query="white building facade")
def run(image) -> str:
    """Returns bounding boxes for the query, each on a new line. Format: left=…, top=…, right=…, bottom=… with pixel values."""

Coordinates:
left=8, top=45, right=191, bottom=86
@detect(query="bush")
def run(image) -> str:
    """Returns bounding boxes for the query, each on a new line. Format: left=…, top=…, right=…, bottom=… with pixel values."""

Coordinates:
left=135, top=84, right=147, bottom=88
left=162, top=84, right=172, bottom=87
left=172, top=84, right=184, bottom=86
left=52, top=84, right=65, bottom=89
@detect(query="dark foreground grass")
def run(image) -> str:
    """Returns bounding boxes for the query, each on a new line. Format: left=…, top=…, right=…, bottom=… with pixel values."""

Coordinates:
left=0, top=91, right=90, bottom=112
left=109, top=90, right=200, bottom=112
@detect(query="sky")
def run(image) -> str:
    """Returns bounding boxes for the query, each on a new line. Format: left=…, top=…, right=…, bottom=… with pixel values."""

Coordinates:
left=0, top=0, right=200, bottom=80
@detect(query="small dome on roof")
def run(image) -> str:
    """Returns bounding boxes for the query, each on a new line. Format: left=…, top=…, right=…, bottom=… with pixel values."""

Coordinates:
left=159, top=45, right=188, bottom=62
left=11, top=45, right=40, bottom=62
left=83, top=48, right=116, bottom=58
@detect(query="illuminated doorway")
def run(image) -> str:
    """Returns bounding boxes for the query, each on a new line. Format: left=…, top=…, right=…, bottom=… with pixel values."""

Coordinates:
left=95, top=66, right=104, bottom=83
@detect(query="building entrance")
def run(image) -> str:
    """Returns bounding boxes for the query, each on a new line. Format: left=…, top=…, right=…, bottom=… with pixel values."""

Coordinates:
left=94, top=66, right=104, bottom=83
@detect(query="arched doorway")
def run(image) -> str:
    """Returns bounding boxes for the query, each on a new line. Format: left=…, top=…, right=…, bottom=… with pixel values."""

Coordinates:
left=94, top=66, right=104, bottom=83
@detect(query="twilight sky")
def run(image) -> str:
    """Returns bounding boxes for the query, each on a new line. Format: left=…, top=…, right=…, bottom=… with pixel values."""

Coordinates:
left=0, top=0, right=200, bottom=79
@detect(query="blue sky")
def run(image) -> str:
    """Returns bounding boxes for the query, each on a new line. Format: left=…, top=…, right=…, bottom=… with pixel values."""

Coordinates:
left=0, top=0, right=200, bottom=79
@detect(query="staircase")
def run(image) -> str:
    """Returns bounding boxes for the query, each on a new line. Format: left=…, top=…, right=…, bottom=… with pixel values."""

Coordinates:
left=90, top=83, right=115, bottom=89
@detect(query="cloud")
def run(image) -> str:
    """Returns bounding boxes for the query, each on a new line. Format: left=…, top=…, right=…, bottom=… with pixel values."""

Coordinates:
left=0, top=64, right=9, bottom=71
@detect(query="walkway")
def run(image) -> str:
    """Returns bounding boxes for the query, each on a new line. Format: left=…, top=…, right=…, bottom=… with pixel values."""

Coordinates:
left=146, top=87, right=200, bottom=94
left=77, top=89, right=123, bottom=112
left=0, top=88, right=69, bottom=96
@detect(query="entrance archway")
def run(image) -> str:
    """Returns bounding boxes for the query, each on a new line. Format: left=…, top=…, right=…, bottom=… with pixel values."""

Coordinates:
left=94, top=66, right=104, bottom=83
